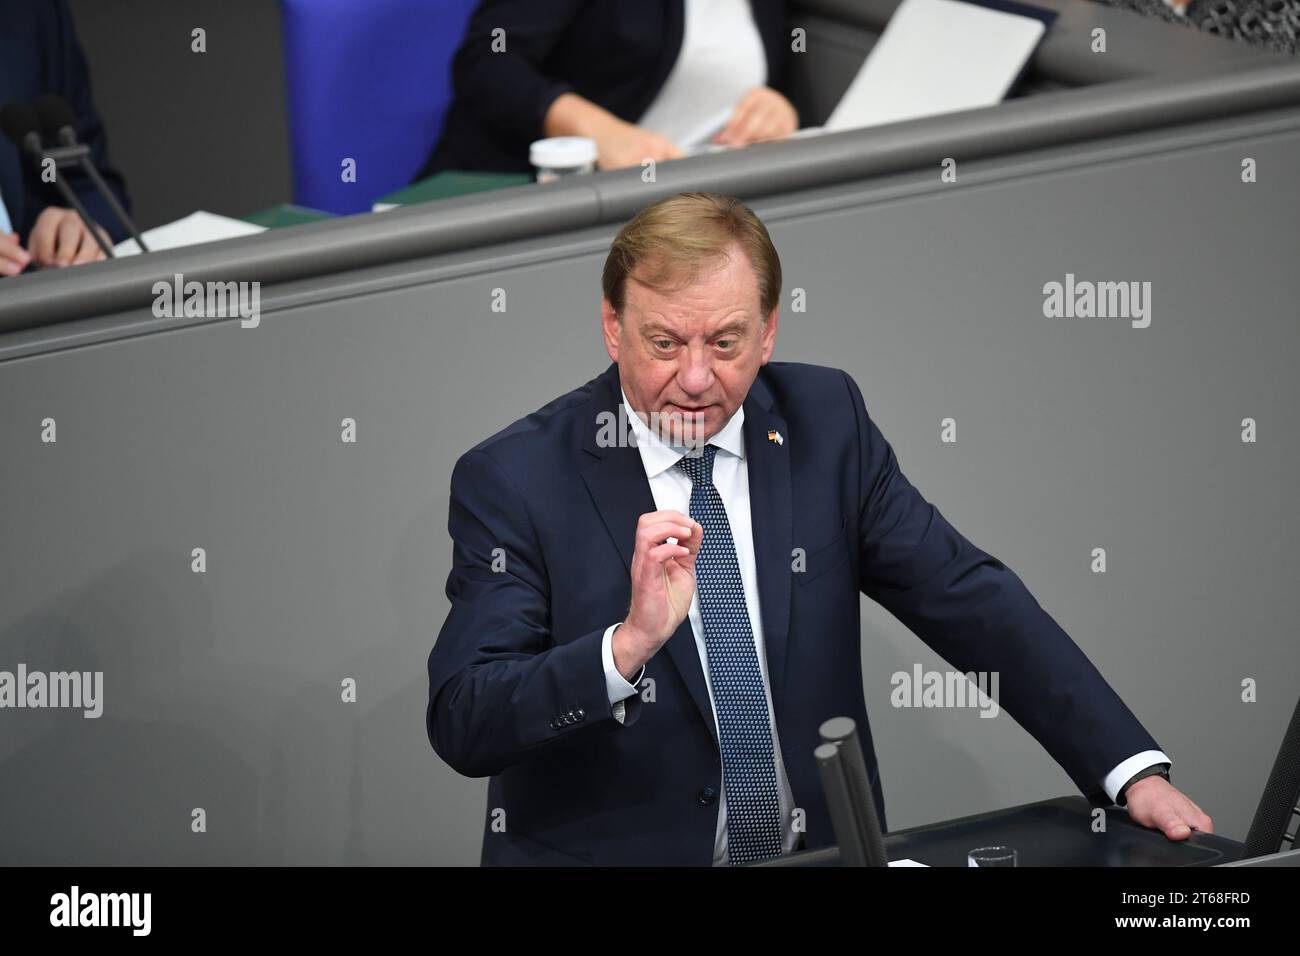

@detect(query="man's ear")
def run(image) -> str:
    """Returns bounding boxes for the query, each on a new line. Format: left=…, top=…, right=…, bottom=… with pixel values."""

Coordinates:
left=600, top=297, right=621, bottom=363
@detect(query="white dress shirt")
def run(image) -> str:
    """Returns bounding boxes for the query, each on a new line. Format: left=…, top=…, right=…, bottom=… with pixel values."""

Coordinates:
left=634, top=0, right=767, bottom=149
left=601, top=392, right=1171, bottom=864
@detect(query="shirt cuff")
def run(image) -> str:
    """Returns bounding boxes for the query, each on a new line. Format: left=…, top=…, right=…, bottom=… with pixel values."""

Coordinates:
left=1103, top=750, right=1172, bottom=804
left=602, top=623, right=645, bottom=724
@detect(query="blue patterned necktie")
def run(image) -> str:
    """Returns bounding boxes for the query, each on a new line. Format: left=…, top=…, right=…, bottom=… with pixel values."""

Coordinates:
left=675, top=443, right=784, bottom=864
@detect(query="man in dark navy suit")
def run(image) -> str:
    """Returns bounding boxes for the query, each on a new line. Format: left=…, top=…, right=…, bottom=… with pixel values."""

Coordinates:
left=426, top=191, right=1212, bottom=866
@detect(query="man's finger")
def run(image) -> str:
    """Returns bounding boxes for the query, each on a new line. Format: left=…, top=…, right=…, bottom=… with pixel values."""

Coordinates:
left=639, top=521, right=694, bottom=548
left=680, top=519, right=704, bottom=557
left=665, top=522, right=707, bottom=561
left=72, top=226, right=102, bottom=264
left=1149, top=803, right=1193, bottom=840
left=0, top=232, right=31, bottom=272
left=639, top=509, right=693, bottom=526
left=1184, top=797, right=1212, bottom=830
left=55, top=214, right=81, bottom=266
left=0, top=235, right=30, bottom=275
left=638, top=516, right=693, bottom=536
left=1166, top=791, right=1212, bottom=834
left=646, top=542, right=691, bottom=565
left=28, top=218, right=57, bottom=264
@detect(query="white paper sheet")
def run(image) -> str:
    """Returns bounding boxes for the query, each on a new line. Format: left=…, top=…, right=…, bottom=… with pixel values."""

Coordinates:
left=114, top=210, right=266, bottom=257
left=826, top=0, right=1048, bottom=132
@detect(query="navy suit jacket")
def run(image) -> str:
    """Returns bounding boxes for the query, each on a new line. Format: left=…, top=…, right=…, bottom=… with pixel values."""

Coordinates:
left=0, top=0, right=131, bottom=245
left=419, top=0, right=791, bottom=177
left=426, top=361, right=1161, bottom=866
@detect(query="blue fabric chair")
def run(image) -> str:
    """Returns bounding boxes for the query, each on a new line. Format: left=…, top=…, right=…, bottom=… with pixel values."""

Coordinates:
left=281, top=0, right=477, bottom=215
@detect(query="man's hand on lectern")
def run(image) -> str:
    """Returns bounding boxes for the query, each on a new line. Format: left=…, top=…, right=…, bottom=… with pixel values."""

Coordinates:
left=26, top=207, right=110, bottom=267
left=612, top=510, right=703, bottom=682
left=1124, top=776, right=1213, bottom=841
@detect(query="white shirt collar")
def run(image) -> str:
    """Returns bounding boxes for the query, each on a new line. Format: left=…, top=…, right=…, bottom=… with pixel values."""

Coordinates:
left=619, top=386, right=746, bottom=479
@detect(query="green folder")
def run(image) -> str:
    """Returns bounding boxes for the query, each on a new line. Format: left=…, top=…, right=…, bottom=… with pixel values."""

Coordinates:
left=374, top=170, right=534, bottom=208
left=241, top=204, right=334, bottom=229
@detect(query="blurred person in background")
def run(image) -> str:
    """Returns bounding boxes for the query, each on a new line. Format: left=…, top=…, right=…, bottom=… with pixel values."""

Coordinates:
left=0, top=0, right=132, bottom=275
left=418, top=0, right=800, bottom=178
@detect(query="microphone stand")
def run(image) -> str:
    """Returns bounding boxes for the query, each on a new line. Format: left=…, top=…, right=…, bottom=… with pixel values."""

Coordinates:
left=19, top=136, right=116, bottom=260
left=53, top=128, right=149, bottom=253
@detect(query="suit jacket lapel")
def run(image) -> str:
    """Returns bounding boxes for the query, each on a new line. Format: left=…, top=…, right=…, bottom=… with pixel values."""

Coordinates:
left=741, top=374, right=793, bottom=714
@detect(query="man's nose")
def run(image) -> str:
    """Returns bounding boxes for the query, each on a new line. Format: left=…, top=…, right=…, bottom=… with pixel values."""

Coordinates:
left=677, top=347, right=715, bottom=395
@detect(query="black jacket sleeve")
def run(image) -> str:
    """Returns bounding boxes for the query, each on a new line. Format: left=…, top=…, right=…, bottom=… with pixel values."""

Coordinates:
left=25, top=0, right=133, bottom=243
left=447, top=0, right=592, bottom=144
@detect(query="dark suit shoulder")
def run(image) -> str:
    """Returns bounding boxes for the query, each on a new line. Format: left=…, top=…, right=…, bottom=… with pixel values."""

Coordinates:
left=756, top=361, right=862, bottom=428
left=758, top=360, right=853, bottom=391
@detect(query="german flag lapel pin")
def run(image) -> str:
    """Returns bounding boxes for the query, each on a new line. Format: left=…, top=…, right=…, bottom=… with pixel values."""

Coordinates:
left=767, top=429, right=784, bottom=446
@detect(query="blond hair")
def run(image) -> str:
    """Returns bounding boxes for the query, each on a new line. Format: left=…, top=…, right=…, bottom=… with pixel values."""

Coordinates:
left=602, top=192, right=782, bottom=319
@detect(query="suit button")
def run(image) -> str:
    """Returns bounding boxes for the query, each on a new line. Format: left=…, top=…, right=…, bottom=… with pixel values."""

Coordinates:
left=575, top=708, right=585, bottom=720
left=697, top=786, right=718, bottom=806
left=550, top=718, right=560, bottom=729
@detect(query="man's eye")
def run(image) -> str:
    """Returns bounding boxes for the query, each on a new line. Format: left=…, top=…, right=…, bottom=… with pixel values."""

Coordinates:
left=715, top=339, right=735, bottom=350
left=654, top=340, right=674, bottom=350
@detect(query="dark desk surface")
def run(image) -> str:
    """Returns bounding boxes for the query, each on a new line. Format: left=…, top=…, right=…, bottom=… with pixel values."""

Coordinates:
left=763, top=796, right=1245, bottom=867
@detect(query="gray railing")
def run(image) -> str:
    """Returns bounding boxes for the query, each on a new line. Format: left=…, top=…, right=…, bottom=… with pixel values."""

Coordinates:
left=1, top=56, right=1297, bottom=334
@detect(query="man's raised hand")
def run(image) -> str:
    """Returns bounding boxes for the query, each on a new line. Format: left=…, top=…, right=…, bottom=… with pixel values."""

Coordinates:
left=613, top=510, right=703, bottom=680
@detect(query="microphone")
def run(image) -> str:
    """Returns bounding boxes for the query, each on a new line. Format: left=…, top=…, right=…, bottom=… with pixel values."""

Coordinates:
left=33, top=94, right=148, bottom=253
left=0, top=101, right=43, bottom=156
left=32, top=94, right=81, bottom=149
left=0, top=99, right=114, bottom=259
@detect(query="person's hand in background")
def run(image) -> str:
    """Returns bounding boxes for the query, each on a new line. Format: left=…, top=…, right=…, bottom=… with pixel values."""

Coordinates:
left=712, top=86, right=799, bottom=147
left=1, top=231, right=32, bottom=276
left=544, top=92, right=684, bottom=170
left=26, top=206, right=110, bottom=268
left=1124, top=775, right=1213, bottom=841
left=594, top=119, right=684, bottom=170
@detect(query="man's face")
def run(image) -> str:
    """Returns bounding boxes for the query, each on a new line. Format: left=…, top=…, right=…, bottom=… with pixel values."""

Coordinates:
left=600, top=243, right=779, bottom=446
